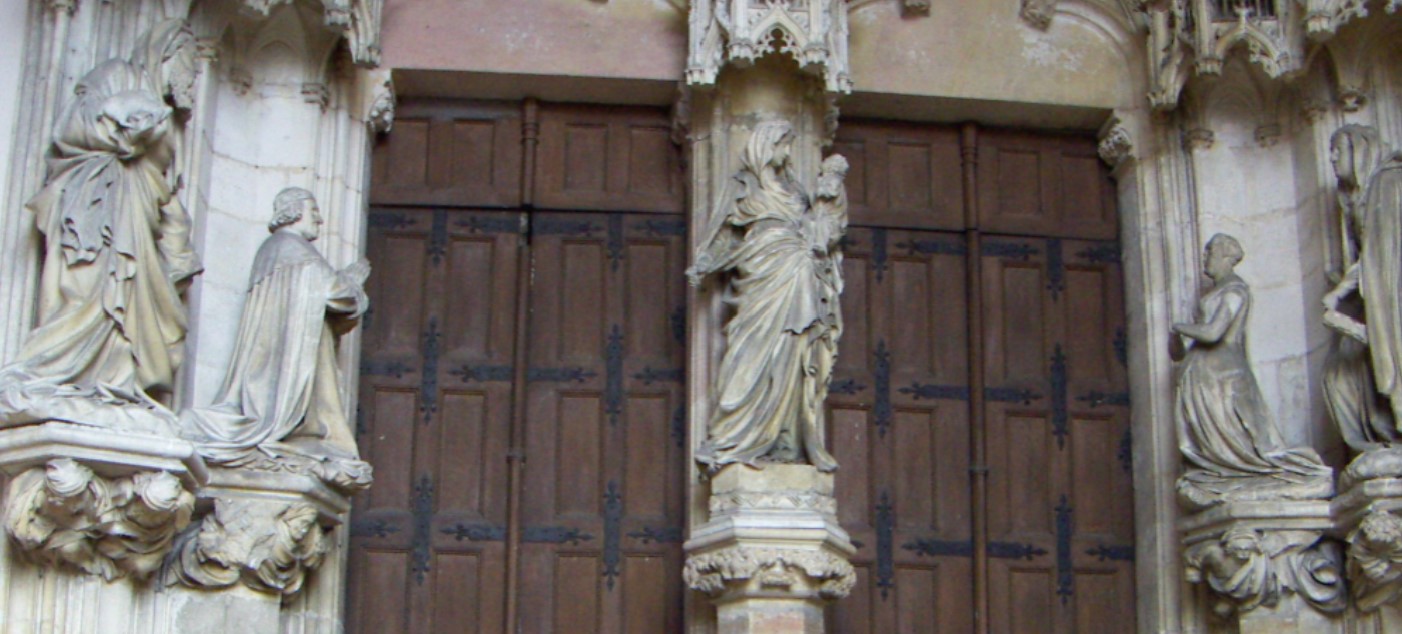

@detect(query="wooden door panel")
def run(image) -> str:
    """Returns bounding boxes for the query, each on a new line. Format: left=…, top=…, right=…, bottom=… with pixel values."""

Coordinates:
left=350, top=209, right=521, bottom=634
left=834, top=122, right=965, bottom=230
left=828, top=227, right=973, bottom=633
left=981, top=234, right=1133, bottom=633
left=535, top=106, right=684, bottom=214
left=519, top=212, right=686, bottom=634
left=370, top=102, right=523, bottom=208
left=976, top=130, right=1118, bottom=240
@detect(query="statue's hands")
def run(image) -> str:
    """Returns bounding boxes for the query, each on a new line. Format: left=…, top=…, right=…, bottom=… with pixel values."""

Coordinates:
left=687, top=254, right=713, bottom=287
left=1324, top=309, right=1368, bottom=344
left=341, top=259, right=371, bottom=286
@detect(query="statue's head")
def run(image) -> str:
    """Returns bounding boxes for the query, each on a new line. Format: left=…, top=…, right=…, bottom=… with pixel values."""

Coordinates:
left=270, top=187, right=322, bottom=241
left=1204, top=233, right=1243, bottom=281
left=742, top=119, right=795, bottom=176
left=818, top=154, right=849, bottom=198
left=134, top=19, right=197, bottom=111
left=1330, top=124, right=1382, bottom=191
left=1221, top=526, right=1260, bottom=561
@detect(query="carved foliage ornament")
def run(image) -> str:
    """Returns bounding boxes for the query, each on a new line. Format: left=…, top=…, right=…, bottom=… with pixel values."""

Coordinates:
left=687, top=0, right=852, bottom=93
left=684, top=546, right=857, bottom=599
left=3, top=459, right=195, bottom=581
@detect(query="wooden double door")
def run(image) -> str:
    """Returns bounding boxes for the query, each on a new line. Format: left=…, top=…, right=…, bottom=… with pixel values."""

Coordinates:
left=347, top=103, right=1134, bottom=634
left=347, top=103, right=689, bottom=633
left=825, top=122, right=1135, bottom=633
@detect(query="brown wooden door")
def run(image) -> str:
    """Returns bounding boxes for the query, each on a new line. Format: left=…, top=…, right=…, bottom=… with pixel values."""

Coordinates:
left=516, top=212, right=687, bottom=633
left=348, top=101, right=687, bottom=634
left=827, top=121, right=1134, bottom=633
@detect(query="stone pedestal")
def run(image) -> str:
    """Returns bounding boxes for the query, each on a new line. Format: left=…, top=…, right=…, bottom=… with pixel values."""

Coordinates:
left=685, top=465, right=855, bottom=634
left=1179, top=500, right=1345, bottom=631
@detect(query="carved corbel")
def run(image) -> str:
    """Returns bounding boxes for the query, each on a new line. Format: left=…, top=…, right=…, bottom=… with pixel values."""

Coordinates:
left=3, top=459, right=195, bottom=581
left=1301, top=0, right=1371, bottom=41
left=165, top=498, right=327, bottom=596
left=1347, top=510, right=1402, bottom=611
left=1184, top=524, right=1346, bottom=618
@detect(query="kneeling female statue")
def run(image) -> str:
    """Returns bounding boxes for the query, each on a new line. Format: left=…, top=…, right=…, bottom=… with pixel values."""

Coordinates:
left=1173, top=234, right=1333, bottom=509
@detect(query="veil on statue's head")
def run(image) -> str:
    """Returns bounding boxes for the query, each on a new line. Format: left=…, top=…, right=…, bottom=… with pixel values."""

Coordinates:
left=739, top=119, right=794, bottom=177
left=693, top=118, right=798, bottom=271
left=132, top=18, right=196, bottom=109
left=1332, top=124, right=1383, bottom=192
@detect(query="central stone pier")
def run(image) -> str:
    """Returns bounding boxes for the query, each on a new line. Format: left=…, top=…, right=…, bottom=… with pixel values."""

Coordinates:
left=685, top=464, right=856, bottom=634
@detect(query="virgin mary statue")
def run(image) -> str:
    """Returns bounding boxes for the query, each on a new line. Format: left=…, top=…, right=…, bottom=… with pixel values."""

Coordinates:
left=688, top=119, right=846, bottom=474
left=0, top=20, right=200, bottom=429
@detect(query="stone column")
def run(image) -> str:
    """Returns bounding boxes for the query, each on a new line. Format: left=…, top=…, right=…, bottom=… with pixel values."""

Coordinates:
left=681, top=2, right=855, bottom=632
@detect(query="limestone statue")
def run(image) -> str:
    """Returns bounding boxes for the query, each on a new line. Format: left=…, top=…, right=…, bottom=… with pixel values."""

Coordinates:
left=180, top=188, right=371, bottom=492
left=1322, top=124, right=1400, bottom=452
left=1172, top=234, right=1332, bottom=510
left=688, top=120, right=845, bottom=474
left=0, top=19, right=201, bottom=433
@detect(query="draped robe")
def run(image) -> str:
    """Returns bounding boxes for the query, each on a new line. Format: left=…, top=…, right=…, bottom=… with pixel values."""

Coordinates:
left=8, top=54, right=199, bottom=401
left=1359, top=157, right=1402, bottom=424
left=694, top=166, right=841, bottom=473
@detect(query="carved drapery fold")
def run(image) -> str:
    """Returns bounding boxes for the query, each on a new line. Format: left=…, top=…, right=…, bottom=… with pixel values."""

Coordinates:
left=687, top=0, right=851, bottom=93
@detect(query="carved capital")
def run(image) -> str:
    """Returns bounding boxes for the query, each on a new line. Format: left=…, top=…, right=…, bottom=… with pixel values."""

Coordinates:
left=1254, top=123, right=1282, bottom=148
left=367, top=76, right=395, bottom=134
left=166, top=498, right=327, bottom=596
left=687, top=0, right=851, bottom=93
left=1183, top=128, right=1215, bottom=152
left=1020, top=0, right=1057, bottom=30
left=3, top=459, right=194, bottom=581
left=302, top=82, right=330, bottom=111
left=1339, top=85, right=1368, bottom=112
left=684, top=545, right=856, bottom=600
left=1097, top=123, right=1133, bottom=167
left=902, top=0, right=930, bottom=16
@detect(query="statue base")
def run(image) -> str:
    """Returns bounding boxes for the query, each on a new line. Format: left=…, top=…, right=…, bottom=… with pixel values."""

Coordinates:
left=1333, top=459, right=1402, bottom=612
left=1179, top=499, right=1345, bottom=628
left=685, top=464, right=855, bottom=634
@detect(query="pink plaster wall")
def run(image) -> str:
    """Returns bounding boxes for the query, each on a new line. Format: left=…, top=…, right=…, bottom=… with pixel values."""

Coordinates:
left=382, top=0, right=688, bottom=81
